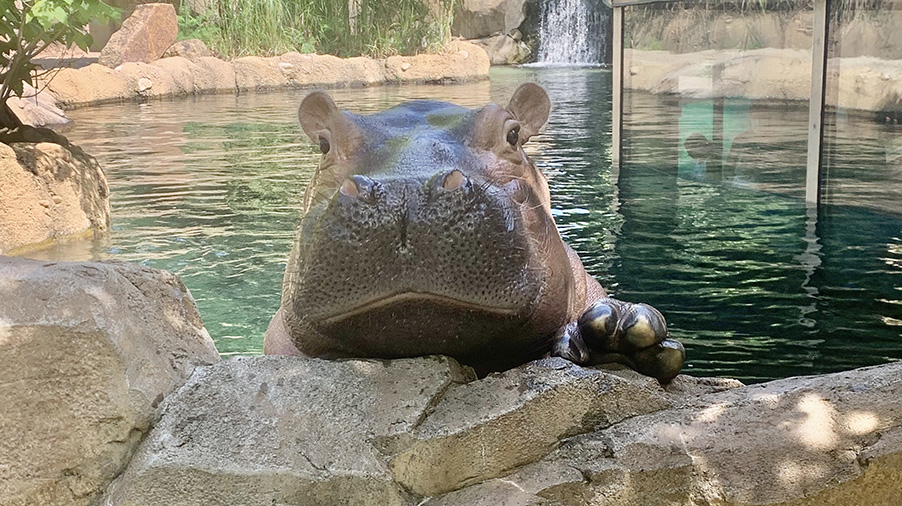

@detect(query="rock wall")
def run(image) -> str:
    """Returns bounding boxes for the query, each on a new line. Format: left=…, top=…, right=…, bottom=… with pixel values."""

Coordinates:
left=626, top=48, right=902, bottom=114
left=103, top=350, right=902, bottom=505
left=0, top=128, right=110, bottom=255
left=452, top=0, right=528, bottom=40
left=0, top=258, right=219, bottom=506
left=40, top=40, right=490, bottom=109
left=2, top=257, right=900, bottom=504
left=627, top=6, right=902, bottom=61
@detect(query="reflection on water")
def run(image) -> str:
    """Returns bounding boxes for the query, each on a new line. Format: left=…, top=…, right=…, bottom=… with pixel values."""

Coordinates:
left=25, top=67, right=901, bottom=382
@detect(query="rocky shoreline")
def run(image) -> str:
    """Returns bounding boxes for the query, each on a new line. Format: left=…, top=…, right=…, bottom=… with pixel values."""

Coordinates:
left=34, top=39, right=490, bottom=111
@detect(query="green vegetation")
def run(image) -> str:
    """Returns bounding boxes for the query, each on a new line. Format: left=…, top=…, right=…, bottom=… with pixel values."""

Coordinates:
left=0, top=0, right=117, bottom=128
left=178, top=0, right=455, bottom=59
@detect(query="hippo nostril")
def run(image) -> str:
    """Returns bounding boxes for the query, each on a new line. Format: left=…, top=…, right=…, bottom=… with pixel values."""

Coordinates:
left=440, top=169, right=467, bottom=192
left=339, top=175, right=377, bottom=203
left=339, top=179, right=360, bottom=198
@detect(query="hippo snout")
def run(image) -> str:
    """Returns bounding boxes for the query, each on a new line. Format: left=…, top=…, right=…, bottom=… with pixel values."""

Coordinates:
left=294, top=169, right=538, bottom=325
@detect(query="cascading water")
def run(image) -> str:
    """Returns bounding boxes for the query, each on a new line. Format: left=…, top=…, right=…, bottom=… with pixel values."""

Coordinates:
left=536, top=0, right=610, bottom=65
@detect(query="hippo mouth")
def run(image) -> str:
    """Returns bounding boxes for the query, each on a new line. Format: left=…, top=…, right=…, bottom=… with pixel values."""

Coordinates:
left=320, top=291, right=521, bottom=325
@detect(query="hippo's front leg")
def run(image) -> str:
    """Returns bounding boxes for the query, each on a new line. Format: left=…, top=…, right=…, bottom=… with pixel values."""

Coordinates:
left=554, top=299, right=685, bottom=382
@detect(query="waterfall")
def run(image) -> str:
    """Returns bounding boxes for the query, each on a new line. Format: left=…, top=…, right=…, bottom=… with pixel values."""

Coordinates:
left=536, top=0, right=610, bottom=65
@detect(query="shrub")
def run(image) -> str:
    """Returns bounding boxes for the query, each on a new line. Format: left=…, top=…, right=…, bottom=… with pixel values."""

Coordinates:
left=179, top=0, right=455, bottom=59
left=0, top=0, right=118, bottom=128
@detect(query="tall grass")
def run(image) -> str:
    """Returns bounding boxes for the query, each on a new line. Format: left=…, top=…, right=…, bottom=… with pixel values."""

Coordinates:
left=180, top=0, right=455, bottom=59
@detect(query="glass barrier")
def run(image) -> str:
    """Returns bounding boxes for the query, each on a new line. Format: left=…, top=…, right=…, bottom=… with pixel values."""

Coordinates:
left=621, top=0, right=814, bottom=198
left=822, top=1, right=902, bottom=214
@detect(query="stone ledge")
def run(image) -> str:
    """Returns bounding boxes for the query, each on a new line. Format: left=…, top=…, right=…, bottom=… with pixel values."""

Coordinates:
left=0, top=257, right=219, bottom=506
left=0, top=127, right=110, bottom=254
left=39, top=40, right=490, bottom=110
left=102, top=350, right=902, bottom=505
left=626, top=48, right=902, bottom=114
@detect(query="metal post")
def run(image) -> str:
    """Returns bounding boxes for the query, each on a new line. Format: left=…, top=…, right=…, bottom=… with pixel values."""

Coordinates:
left=806, top=0, right=829, bottom=205
left=612, top=6, right=624, bottom=167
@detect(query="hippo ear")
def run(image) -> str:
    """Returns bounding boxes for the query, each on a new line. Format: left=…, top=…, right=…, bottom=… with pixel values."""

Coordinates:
left=507, top=83, right=550, bottom=142
left=298, top=91, right=340, bottom=142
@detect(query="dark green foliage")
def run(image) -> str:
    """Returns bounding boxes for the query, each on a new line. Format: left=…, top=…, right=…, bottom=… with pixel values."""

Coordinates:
left=179, top=0, right=454, bottom=59
left=0, top=0, right=118, bottom=128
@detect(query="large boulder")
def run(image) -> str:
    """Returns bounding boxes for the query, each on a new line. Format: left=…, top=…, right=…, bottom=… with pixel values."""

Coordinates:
left=233, top=56, right=291, bottom=91
left=43, top=63, right=131, bottom=107
left=101, top=347, right=902, bottom=505
left=163, top=38, right=214, bottom=61
left=102, top=357, right=674, bottom=504
left=385, top=40, right=491, bottom=83
left=5, top=83, right=70, bottom=128
left=452, top=0, right=528, bottom=40
left=470, top=31, right=531, bottom=65
left=0, top=258, right=220, bottom=506
left=0, top=128, right=110, bottom=254
left=427, top=362, right=902, bottom=505
left=99, top=3, right=178, bottom=68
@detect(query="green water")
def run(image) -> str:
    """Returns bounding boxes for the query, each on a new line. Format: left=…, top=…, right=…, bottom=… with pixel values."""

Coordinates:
left=32, top=67, right=901, bottom=382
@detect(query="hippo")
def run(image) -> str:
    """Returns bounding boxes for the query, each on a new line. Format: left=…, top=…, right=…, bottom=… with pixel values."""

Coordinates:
left=264, top=83, right=685, bottom=381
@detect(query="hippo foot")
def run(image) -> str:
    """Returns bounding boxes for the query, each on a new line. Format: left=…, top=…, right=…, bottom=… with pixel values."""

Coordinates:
left=553, top=298, right=685, bottom=382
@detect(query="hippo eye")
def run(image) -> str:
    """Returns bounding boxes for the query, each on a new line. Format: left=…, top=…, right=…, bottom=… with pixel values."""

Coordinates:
left=318, top=137, right=330, bottom=154
left=506, top=126, right=520, bottom=146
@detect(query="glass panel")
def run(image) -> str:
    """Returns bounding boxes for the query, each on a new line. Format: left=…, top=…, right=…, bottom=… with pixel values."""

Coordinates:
left=823, top=1, right=902, bottom=215
left=613, top=0, right=902, bottom=382
left=622, top=0, right=814, bottom=197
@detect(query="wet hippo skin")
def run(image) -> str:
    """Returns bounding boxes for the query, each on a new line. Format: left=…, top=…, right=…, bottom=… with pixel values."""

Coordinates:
left=264, top=83, right=685, bottom=381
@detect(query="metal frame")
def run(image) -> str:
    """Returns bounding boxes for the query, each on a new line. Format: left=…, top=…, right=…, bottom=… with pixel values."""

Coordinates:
left=611, top=6, right=623, bottom=166
left=806, top=0, right=829, bottom=205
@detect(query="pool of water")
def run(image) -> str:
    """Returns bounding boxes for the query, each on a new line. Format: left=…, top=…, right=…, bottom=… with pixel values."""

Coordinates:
left=27, top=66, right=901, bottom=383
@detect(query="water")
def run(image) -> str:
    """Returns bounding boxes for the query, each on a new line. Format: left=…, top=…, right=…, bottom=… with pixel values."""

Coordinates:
left=535, top=0, right=610, bottom=65
left=27, top=66, right=901, bottom=383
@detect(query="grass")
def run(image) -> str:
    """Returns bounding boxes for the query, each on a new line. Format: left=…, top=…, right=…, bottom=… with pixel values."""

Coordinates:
left=178, top=0, right=455, bottom=59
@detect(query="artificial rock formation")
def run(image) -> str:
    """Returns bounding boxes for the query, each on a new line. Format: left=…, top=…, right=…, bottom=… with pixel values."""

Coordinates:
left=162, top=38, right=215, bottom=61
left=98, top=3, right=179, bottom=68
left=0, top=258, right=220, bottom=506
left=452, top=0, right=528, bottom=40
left=471, top=31, right=531, bottom=65
left=43, top=41, right=490, bottom=108
left=626, top=48, right=902, bottom=113
left=1, top=256, right=900, bottom=505
left=103, top=357, right=678, bottom=505
left=103, top=350, right=902, bottom=505
left=0, top=128, right=110, bottom=254
left=5, top=83, right=70, bottom=128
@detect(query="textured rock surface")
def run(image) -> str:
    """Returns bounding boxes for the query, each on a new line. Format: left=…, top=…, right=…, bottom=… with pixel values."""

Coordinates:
left=626, top=48, right=902, bottom=113
left=452, top=0, right=528, bottom=40
left=163, top=38, right=214, bottom=61
left=233, top=56, right=291, bottom=91
left=0, top=258, right=220, bottom=506
left=98, top=3, right=178, bottom=68
left=6, top=83, right=70, bottom=127
left=0, top=128, right=110, bottom=254
left=104, top=355, right=475, bottom=505
left=470, top=32, right=531, bottom=65
left=43, top=63, right=130, bottom=106
left=388, top=359, right=673, bottom=496
left=42, top=42, right=490, bottom=108
left=103, top=357, right=674, bottom=504
left=105, top=352, right=902, bottom=505
left=386, top=40, right=491, bottom=83
left=427, top=362, right=902, bottom=506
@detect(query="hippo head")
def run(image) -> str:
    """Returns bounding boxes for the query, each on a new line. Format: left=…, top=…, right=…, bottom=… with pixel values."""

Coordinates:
left=280, top=84, right=578, bottom=370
